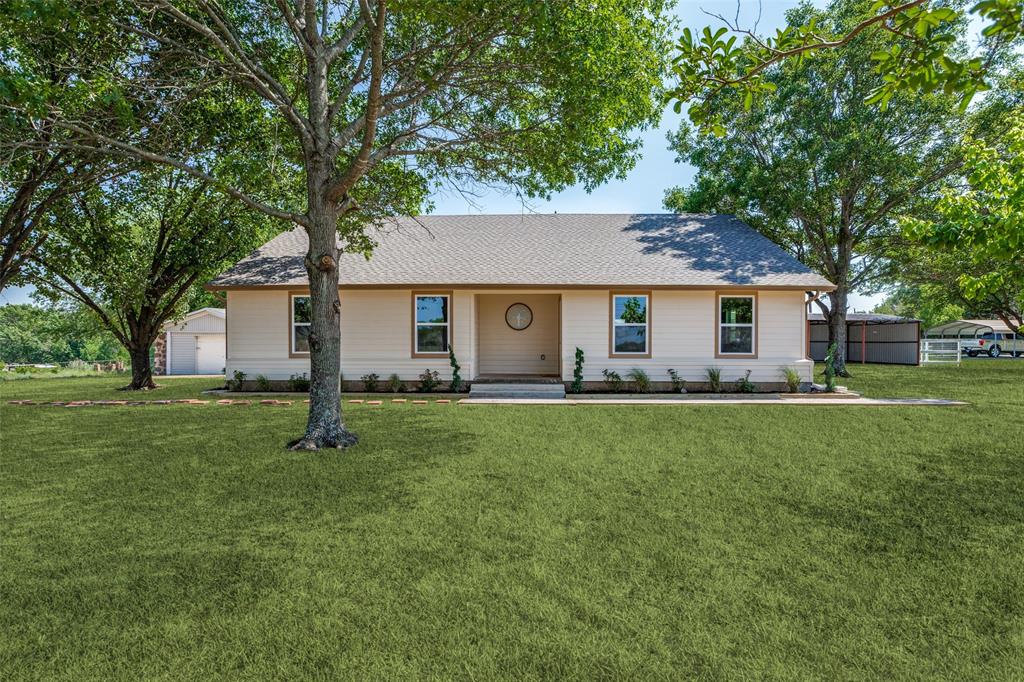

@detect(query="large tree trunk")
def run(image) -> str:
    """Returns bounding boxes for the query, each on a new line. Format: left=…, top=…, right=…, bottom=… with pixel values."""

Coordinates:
left=826, top=287, right=851, bottom=377
left=125, top=343, right=157, bottom=390
left=289, top=190, right=357, bottom=450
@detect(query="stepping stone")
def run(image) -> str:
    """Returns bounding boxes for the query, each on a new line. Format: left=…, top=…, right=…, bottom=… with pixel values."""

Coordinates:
left=348, top=399, right=364, bottom=404
left=49, top=402, right=67, bottom=406
left=259, top=399, right=278, bottom=405
left=274, top=400, right=293, bottom=406
left=187, top=400, right=210, bottom=405
left=303, top=399, right=310, bottom=404
left=391, top=399, right=407, bottom=403
left=173, top=399, right=193, bottom=404
left=411, top=400, right=428, bottom=405
left=366, top=400, right=383, bottom=406
left=232, top=400, right=251, bottom=405
left=436, top=399, right=451, bottom=404
left=216, top=399, right=233, bottom=405
left=153, top=400, right=172, bottom=405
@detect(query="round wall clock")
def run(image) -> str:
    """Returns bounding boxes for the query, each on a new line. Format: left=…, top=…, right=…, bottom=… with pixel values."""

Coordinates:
left=505, top=303, right=533, bottom=331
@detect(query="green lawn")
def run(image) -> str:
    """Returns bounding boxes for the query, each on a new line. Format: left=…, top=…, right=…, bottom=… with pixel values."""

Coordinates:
left=2, top=363, right=1022, bottom=679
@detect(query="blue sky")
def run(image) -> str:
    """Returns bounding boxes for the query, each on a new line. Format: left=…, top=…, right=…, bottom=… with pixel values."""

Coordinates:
left=3, top=1, right=886, bottom=310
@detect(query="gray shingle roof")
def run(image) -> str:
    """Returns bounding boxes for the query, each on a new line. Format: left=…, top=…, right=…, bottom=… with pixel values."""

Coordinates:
left=209, top=213, right=834, bottom=289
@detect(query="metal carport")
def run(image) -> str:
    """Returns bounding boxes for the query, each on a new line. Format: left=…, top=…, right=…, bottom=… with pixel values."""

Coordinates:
left=809, top=313, right=921, bottom=365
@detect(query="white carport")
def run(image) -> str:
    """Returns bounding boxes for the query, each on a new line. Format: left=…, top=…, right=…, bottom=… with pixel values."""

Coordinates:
left=924, top=319, right=1007, bottom=339
left=161, top=308, right=226, bottom=375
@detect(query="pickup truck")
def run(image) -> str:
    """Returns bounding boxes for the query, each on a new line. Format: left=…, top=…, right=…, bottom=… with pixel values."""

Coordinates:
left=962, top=332, right=1023, bottom=357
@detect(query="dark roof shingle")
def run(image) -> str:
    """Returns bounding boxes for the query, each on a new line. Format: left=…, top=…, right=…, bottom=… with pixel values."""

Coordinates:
left=209, top=213, right=834, bottom=289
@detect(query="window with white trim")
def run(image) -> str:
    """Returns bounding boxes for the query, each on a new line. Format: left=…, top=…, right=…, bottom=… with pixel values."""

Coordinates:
left=291, top=294, right=311, bottom=354
left=719, top=295, right=755, bottom=355
left=414, top=294, right=450, bottom=354
left=612, top=294, right=649, bottom=354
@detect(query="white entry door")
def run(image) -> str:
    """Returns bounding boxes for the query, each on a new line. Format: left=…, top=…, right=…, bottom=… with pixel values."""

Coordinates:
left=195, top=334, right=225, bottom=374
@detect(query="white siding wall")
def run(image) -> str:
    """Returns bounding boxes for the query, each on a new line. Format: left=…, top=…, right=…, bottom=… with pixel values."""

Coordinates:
left=559, top=289, right=812, bottom=383
left=226, top=288, right=812, bottom=382
left=226, top=290, right=309, bottom=379
left=165, top=312, right=225, bottom=333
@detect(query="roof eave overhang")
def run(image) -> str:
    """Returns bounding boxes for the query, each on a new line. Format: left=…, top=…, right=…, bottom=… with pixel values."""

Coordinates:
left=206, top=282, right=837, bottom=292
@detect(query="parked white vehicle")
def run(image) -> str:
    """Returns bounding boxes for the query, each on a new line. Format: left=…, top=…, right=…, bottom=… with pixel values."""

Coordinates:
left=963, top=331, right=1023, bottom=357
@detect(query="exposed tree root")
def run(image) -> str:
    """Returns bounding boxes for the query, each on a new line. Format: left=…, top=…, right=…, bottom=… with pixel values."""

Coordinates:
left=287, top=430, right=359, bottom=451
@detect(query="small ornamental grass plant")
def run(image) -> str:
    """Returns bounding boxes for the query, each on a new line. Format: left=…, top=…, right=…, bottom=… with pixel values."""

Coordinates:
left=628, top=368, right=651, bottom=393
left=386, top=373, right=404, bottom=393
left=705, top=367, right=722, bottom=392
left=782, top=367, right=801, bottom=393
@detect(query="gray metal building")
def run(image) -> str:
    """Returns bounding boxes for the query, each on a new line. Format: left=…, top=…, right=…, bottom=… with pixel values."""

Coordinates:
left=809, top=313, right=921, bottom=365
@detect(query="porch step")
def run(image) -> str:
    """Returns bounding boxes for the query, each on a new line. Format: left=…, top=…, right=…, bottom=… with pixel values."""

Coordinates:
left=469, top=382, right=566, bottom=399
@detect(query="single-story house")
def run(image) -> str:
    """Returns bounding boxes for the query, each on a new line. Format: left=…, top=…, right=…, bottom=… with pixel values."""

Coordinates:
left=154, top=307, right=226, bottom=375
left=808, top=313, right=921, bottom=365
left=208, top=214, right=834, bottom=390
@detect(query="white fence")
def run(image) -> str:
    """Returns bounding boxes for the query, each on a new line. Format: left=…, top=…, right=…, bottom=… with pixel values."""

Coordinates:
left=920, top=339, right=961, bottom=364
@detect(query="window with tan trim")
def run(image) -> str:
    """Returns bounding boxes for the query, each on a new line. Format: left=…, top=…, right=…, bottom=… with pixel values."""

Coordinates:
left=413, top=293, right=450, bottom=355
left=610, top=293, right=650, bottom=356
left=718, top=294, right=756, bottom=355
left=290, top=293, right=311, bottom=355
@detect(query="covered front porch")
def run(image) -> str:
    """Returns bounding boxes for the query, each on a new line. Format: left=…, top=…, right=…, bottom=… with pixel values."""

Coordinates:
left=471, top=293, right=562, bottom=381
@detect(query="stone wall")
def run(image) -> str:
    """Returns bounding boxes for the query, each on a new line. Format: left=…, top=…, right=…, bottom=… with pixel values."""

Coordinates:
left=153, top=334, right=167, bottom=375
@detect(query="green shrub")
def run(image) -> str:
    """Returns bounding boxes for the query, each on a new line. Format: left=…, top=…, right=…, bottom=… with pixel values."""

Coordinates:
left=735, top=370, right=755, bottom=393
left=255, top=374, right=271, bottom=392
left=667, top=368, right=686, bottom=393
left=287, top=372, right=310, bottom=392
left=229, top=370, right=247, bottom=391
left=628, top=368, right=651, bottom=393
left=601, top=369, right=623, bottom=393
left=449, top=350, right=463, bottom=392
left=418, top=369, right=441, bottom=392
left=361, top=373, right=379, bottom=392
left=824, top=342, right=838, bottom=392
left=386, top=373, right=404, bottom=393
left=705, top=367, right=721, bottom=392
left=571, top=347, right=585, bottom=394
left=781, top=367, right=801, bottom=393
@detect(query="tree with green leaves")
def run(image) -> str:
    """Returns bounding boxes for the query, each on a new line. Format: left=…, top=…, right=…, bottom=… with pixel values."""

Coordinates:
left=672, top=0, right=1023, bottom=133
left=0, top=303, right=126, bottom=364
left=665, top=0, right=964, bottom=375
left=29, top=170, right=272, bottom=389
left=3, top=0, right=672, bottom=448
left=0, top=0, right=131, bottom=291
left=901, top=111, right=1024, bottom=332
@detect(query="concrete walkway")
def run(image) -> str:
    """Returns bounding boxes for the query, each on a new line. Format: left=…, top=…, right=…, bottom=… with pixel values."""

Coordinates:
left=459, top=396, right=966, bottom=406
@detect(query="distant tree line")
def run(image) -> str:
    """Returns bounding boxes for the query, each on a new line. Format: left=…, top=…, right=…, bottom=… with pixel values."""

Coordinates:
left=0, top=303, right=126, bottom=365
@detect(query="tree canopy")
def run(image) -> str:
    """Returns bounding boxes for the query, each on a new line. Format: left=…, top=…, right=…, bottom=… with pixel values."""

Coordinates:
left=671, top=0, right=1023, bottom=133
left=29, top=169, right=273, bottom=388
left=664, top=0, right=965, bottom=373
left=1, top=0, right=674, bottom=447
left=901, top=110, right=1024, bottom=332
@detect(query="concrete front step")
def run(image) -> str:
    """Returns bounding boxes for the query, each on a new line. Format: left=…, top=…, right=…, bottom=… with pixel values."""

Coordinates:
left=469, top=382, right=566, bottom=399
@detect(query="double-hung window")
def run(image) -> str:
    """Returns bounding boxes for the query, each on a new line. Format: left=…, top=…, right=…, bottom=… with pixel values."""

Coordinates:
left=290, top=293, right=311, bottom=355
left=413, top=293, right=450, bottom=355
left=718, top=294, right=756, bottom=356
left=611, top=293, right=650, bottom=356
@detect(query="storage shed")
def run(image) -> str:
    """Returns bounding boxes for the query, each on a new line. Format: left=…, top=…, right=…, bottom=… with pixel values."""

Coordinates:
left=154, top=308, right=226, bottom=375
left=809, top=313, right=921, bottom=365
